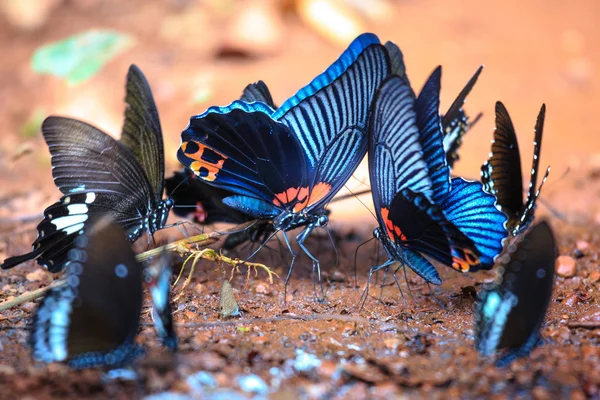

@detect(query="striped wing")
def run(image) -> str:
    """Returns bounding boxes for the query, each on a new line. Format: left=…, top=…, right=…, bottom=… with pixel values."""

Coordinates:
left=415, top=67, right=450, bottom=204
left=273, top=33, right=390, bottom=210
left=368, top=75, right=432, bottom=231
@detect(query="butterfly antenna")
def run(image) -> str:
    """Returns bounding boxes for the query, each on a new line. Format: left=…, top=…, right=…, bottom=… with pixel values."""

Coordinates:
left=215, top=220, right=260, bottom=236
left=167, top=173, right=191, bottom=198
left=332, top=188, right=371, bottom=202
left=349, top=174, right=372, bottom=189
left=353, top=236, right=376, bottom=289
left=244, top=228, right=280, bottom=263
left=342, top=184, right=378, bottom=222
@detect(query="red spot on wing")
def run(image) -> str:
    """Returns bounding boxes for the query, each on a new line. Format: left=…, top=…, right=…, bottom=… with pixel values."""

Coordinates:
left=273, top=182, right=332, bottom=212
left=450, top=247, right=480, bottom=272
left=181, top=141, right=228, bottom=181
left=381, top=207, right=407, bottom=241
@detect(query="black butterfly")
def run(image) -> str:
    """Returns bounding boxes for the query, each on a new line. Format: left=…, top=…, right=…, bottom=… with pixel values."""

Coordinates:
left=481, top=102, right=550, bottom=236
left=30, top=218, right=176, bottom=369
left=177, top=33, right=391, bottom=296
left=475, top=221, right=556, bottom=367
left=366, top=65, right=507, bottom=293
left=441, top=67, right=483, bottom=169
left=384, top=41, right=483, bottom=170
left=1, top=65, right=172, bottom=273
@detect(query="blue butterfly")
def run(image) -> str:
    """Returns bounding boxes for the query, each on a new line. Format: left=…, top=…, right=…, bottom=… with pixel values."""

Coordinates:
left=365, top=55, right=508, bottom=294
left=178, top=33, right=391, bottom=297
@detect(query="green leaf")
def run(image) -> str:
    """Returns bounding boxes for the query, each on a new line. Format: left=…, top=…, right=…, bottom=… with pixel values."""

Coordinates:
left=31, top=30, right=133, bottom=85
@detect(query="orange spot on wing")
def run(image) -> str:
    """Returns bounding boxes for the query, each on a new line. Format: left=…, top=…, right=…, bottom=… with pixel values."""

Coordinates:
left=273, top=182, right=332, bottom=212
left=182, top=141, right=228, bottom=182
left=451, top=247, right=480, bottom=272
left=381, top=207, right=406, bottom=241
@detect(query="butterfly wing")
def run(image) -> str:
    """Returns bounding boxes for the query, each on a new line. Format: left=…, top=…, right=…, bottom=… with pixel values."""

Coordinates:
left=273, top=33, right=390, bottom=211
left=179, top=103, right=308, bottom=217
left=30, top=218, right=143, bottom=368
left=415, top=66, right=451, bottom=204
left=240, top=80, right=277, bottom=109
left=439, top=177, right=508, bottom=269
left=383, top=41, right=413, bottom=95
left=476, top=221, right=556, bottom=361
left=519, top=104, right=550, bottom=233
left=120, top=64, right=165, bottom=202
left=368, top=75, right=432, bottom=232
left=481, top=102, right=524, bottom=221
left=442, top=66, right=483, bottom=169
left=2, top=117, right=157, bottom=272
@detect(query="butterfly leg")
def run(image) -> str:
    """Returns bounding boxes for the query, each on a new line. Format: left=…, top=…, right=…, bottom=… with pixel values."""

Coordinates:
left=357, top=258, right=396, bottom=312
left=296, top=224, right=325, bottom=302
left=323, top=226, right=339, bottom=297
left=281, top=230, right=297, bottom=304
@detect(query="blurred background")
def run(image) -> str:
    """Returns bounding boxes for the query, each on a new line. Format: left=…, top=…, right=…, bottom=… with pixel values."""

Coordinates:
left=0, top=0, right=599, bottom=230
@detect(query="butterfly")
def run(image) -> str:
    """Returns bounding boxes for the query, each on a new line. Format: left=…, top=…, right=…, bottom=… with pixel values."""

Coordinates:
left=481, top=102, right=550, bottom=236
left=475, top=221, right=556, bottom=367
left=30, top=217, right=176, bottom=369
left=384, top=41, right=483, bottom=170
left=1, top=65, right=172, bottom=273
left=366, top=65, right=508, bottom=291
left=177, top=33, right=391, bottom=295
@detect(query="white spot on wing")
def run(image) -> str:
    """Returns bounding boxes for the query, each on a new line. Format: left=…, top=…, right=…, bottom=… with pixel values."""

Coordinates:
left=85, top=192, right=96, bottom=204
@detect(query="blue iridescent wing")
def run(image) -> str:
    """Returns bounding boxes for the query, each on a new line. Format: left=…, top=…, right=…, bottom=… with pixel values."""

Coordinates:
left=415, top=66, right=451, bottom=204
left=178, top=103, right=309, bottom=216
left=368, top=74, right=432, bottom=231
left=388, top=189, right=481, bottom=275
left=274, top=33, right=390, bottom=211
left=440, top=178, right=508, bottom=268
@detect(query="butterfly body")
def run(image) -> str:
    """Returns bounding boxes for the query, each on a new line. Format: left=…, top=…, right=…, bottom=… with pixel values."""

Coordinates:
left=2, top=65, right=172, bottom=273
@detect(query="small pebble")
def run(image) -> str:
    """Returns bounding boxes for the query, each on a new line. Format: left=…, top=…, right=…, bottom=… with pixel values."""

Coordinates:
left=589, top=271, right=600, bottom=283
left=573, top=249, right=584, bottom=259
left=563, top=293, right=579, bottom=307
left=576, top=240, right=590, bottom=251
left=237, top=374, right=268, bottom=395
left=556, top=256, right=577, bottom=277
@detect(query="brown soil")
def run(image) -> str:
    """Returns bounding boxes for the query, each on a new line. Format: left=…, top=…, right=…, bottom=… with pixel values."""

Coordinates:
left=1, top=0, right=600, bottom=398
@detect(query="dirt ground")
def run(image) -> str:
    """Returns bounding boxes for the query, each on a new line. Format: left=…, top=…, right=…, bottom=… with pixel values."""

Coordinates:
left=1, top=0, right=600, bottom=398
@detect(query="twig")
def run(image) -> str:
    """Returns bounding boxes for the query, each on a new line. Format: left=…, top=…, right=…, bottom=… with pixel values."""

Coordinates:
left=567, top=321, right=600, bottom=329
left=152, top=313, right=374, bottom=328
left=0, top=221, right=260, bottom=311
